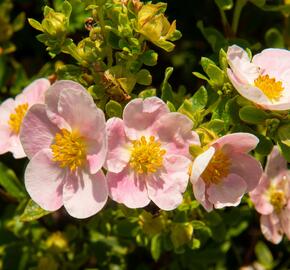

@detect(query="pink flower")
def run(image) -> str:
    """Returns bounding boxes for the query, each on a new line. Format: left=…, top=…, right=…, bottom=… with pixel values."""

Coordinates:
left=250, top=146, right=290, bottom=244
left=190, top=133, right=262, bottom=211
left=227, top=45, right=290, bottom=111
left=0, top=79, right=50, bottom=158
left=20, top=80, right=108, bottom=219
left=106, top=97, right=200, bottom=210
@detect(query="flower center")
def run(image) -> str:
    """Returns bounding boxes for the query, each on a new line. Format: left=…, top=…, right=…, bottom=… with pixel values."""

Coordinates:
left=50, top=129, right=87, bottom=171
left=269, top=190, right=287, bottom=213
left=130, top=136, right=166, bottom=174
left=201, top=149, right=231, bottom=185
left=254, top=74, right=283, bottom=101
left=8, top=103, right=29, bottom=134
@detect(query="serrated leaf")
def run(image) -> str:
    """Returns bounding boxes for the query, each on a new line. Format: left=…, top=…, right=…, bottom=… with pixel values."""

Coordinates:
left=20, top=199, right=51, bottom=222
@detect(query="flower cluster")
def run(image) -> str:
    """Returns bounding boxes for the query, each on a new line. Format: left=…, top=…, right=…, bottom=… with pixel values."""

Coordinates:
left=0, top=78, right=264, bottom=220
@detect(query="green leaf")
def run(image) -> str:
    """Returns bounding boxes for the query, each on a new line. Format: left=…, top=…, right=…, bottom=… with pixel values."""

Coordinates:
left=239, top=106, right=269, bottom=124
left=105, top=100, right=123, bottom=118
left=265, top=28, right=284, bottom=48
left=138, top=88, right=156, bottom=98
left=151, top=234, right=162, bottom=261
left=192, top=72, right=209, bottom=82
left=191, top=86, right=208, bottom=111
left=28, top=18, right=43, bottom=31
left=20, top=199, right=51, bottom=222
left=141, top=50, right=158, bottom=66
left=255, top=134, right=273, bottom=156
left=215, top=0, right=233, bottom=10
left=166, top=101, right=176, bottom=112
left=250, top=0, right=266, bottom=7
left=277, top=123, right=290, bottom=147
left=12, top=12, right=25, bottom=32
left=278, top=140, right=290, bottom=162
left=0, top=163, right=26, bottom=200
left=136, top=69, right=152, bottom=86
left=205, top=64, right=225, bottom=86
left=62, top=0, right=72, bottom=18
left=255, top=241, right=273, bottom=268
left=161, top=67, right=174, bottom=103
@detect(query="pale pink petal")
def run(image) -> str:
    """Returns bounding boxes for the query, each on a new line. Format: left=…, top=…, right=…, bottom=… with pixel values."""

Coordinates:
left=57, top=88, right=106, bottom=139
left=9, top=135, right=26, bottom=158
left=227, top=69, right=270, bottom=104
left=24, top=149, right=64, bottom=211
left=280, top=207, right=290, bottom=240
left=260, top=214, right=283, bottom=244
left=207, top=173, right=247, bottom=208
left=190, top=147, right=215, bottom=184
left=214, top=132, right=259, bottom=153
left=107, top=166, right=150, bottom=208
left=123, top=97, right=169, bottom=140
left=20, top=104, right=59, bottom=159
left=146, top=155, right=190, bottom=210
left=229, top=152, right=262, bottom=192
left=16, top=78, right=50, bottom=105
left=153, top=112, right=200, bottom=157
left=105, top=118, right=130, bottom=173
left=252, top=49, right=290, bottom=79
left=0, top=125, right=11, bottom=155
left=192, top=177, right=213, bottom=212
left=227, top=45, right=260, bottom=84
left=0, top=98, right=14, bottom=122
left=45, top=80, right=85, bottom=129
left=265, top=146, right=287, bottom=179
left=249, top=174, right=273, bottom=215
left=62, top=170, right=108, bottom=219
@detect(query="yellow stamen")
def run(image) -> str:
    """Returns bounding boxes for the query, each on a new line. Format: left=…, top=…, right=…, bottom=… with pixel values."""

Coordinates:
left=254, top=74, right=283, bottom=101
left=269, top=190, right=286, bottom=213
left=50, top=129, right=87, bottom=171
left=201, top=149, right=231, bottom=185
left=130, top=136, right=166, bottom=174
left=8, top=103, right=29, bottom=134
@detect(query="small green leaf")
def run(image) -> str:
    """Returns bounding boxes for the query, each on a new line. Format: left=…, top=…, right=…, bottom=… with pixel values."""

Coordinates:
left=62, top=0, right=72, bottom=18
left=192, top=72, right=209, bottom=82
left=215, top=0, right=233, bottom=10
left=205, top=64, right=225, bottom=86
left=151, top=234, right=162, bottom=261
left=28, top=18, right=43, bottom=31
left=136, top=69, right=152, bottom=86
left=105, top=100, right=123, bottom=118
left=141, top=50, right=158, bottom=66
left=239, top=106, right=269, bottom=124
left=191, top=86, right=208, bottom=111
left=161, top=67, right=174, bottom=103
left=0, top=163, right=26, bottom=200
left=255, top=241, right=273, bottom=268
left=265, top=28, right=284, bottom=48
left=277, top=123, right=290, bottom=147
left=20, top=199, right=51, bottom=222
left=278, top=140, right=290, bottom=162
left=12, top=12, right=26, bottom=32
left=138, top=88, right=156, bottom=98
left=166, top=101, right=176, bottom=112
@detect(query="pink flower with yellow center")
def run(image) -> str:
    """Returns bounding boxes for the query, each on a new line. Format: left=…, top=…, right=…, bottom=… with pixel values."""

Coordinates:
left=227, top=45, right=290, bottom=111
left=250, top=146, right=290, bottom=244
left=20, top=80, right=108, bottom=219
left=0, top=79, right=50, bottom=158
left=190, top=133, right=263, bottom=211
left=106, top=97, right=200, bottom=210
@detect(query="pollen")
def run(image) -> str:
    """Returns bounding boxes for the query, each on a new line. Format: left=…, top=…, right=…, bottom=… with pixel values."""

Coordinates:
left=8, top=103, right=29, bottom=134
left=50, top=129, right=87, bottom=171
left=201, top=149, right=231, bottom=185
left=130, top=136, right=166, bottom=174
left=269, top=190, right=286, bottom=213
left=254, top=74, right=284, bottom=101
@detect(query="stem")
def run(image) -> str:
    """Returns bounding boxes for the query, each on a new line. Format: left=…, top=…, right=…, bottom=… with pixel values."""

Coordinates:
left=232, top=0, right=247, bottom=35
left=218, top=8, right=231, bottom=37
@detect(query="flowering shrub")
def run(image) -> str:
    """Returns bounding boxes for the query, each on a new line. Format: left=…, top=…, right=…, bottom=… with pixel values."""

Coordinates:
left=0, top=0, right=289, bottom=269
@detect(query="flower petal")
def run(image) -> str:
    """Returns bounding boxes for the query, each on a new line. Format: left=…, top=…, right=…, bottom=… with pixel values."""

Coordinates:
left=192, top=177, right=213, bottom=212
left=16, top=78, right=50, bottom=105
left=207, top=173, right=247, bottom=208
left=62, top=170, right=108, bottom=219
left=9, top=135, right=26, bottom=158
left=20, top=104, right=59, bottom=159
left=58, top=88, right=106, bottom=140
left=227, top=45, right=260, bottom=84
left=260, top=214, right=283, bottom=244
left=265, top=146, right=287, bottom=179
left=0, top=125, right=12, bottom=155
left=105, top=117, right=130, bottom=173
left=123, top=97, right=169, bottom=140
left=214, top=132, right=259, bottom=153
left=146, top=155, right=190, bottom=210
left=107, top=166, right=150, bottom=208
left=24, top=149, right=64, bottom=211
left=229, top=152, right=262, bottom=192
left=280, top=207, right=290, bottom=240
left=153, top=112, right=200, bottom=157
left=249, top=174, right=273, bottom=215
left=190, top=147, right=215, bottom=184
